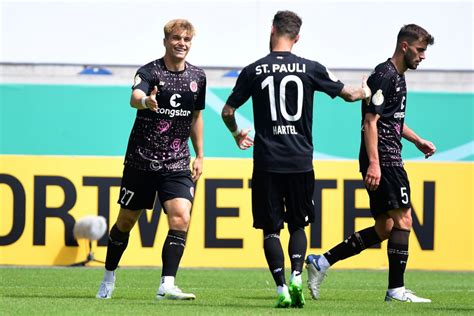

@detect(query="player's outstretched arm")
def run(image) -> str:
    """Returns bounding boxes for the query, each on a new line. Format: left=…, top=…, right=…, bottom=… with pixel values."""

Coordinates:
left=221, top=104, right=254, bottom=150
left=190, top=110, right=204, bottom=181
left=402, top=123, right=436, bottom=159
left=130, top=86, right=159, bottom=112
left=338, top=76, right=371, bottom=103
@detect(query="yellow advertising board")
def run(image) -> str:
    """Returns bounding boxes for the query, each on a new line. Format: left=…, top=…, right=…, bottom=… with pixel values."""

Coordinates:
left=0, top=156, right=472, bottom=270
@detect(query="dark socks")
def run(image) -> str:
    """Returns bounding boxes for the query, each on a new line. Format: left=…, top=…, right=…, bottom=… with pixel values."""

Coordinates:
left=387, top=227, right=410, bottom=289
left=263, top=232, right=286, bottom=286
left=105, top=224, right=130, bottom=271
left=288, top=227, right=307, bottom=273
left=324, top=226, right=381, bottom=266
left=161, top=230, right=187, bottom=277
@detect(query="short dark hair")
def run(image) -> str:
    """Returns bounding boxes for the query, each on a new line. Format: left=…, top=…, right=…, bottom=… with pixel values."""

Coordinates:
left=397, top=24, right=434, bottom=45
left=272, top=10, right=302, bottom=39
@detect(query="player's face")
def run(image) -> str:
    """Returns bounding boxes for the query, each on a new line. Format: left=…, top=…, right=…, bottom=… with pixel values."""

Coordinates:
left=403, top=39, right=428, bottom=70
left=164, top=29, right=192, bottom=62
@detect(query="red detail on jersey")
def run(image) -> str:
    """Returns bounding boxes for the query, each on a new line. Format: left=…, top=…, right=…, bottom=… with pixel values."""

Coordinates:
left=190, top=81, right=198, bottom=92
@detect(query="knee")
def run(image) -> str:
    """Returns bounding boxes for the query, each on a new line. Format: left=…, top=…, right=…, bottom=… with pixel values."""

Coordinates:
left=115, top=208, right=142, bottom=232
left=399, top=216, right=412, bottom=230
left=375, top=226, right=391, bottom=241
left=116, top=217, right=136, bottom=232
left=393, top=213, right=412, bottom=230
left=263, top=230, right=280, bottom=238
left=164, top=199, right=192, bottom=230
left=169, top=213, right=190, bottom=230
left=375, top=217, right=393, bottom=240
left=288, top=225, right=304, bottom=235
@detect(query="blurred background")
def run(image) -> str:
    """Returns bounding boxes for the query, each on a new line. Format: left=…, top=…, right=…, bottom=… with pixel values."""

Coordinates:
left=0, top=0, right=473, bottom=270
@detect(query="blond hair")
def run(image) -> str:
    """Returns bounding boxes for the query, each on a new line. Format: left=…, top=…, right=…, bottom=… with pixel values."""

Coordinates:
left=164, top=19, right=195, bottom=38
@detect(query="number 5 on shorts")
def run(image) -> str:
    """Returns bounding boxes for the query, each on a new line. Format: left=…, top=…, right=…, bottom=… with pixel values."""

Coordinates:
left=400, top=187, right=409, bottom=204
left=120, top=188, right=135, bottom=206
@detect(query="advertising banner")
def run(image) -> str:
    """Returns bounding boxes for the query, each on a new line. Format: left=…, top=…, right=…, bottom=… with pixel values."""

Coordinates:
left=1, top=156, right=472, bottom=270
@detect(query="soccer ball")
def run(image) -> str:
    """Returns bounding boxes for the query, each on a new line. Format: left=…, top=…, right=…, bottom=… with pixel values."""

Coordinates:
left=73, top=215, right=107, bottom=241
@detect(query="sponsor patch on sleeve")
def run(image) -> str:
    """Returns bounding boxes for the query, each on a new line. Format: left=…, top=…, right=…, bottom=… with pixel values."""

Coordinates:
left=325, top=67, right=339, bottom=82
left=133, top=74, right=142, bottom=88
left=372, top=89, right=384, bottom=106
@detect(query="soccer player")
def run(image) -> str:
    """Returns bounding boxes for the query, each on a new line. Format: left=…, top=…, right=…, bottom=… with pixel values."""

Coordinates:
left=221, top=10, right=371, bottom=308
left=96, top=19, right=206, bottom=300
left=306, top=24, right=436, bottom=303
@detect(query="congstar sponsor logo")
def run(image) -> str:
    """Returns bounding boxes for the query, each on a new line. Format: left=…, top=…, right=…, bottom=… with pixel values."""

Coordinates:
left=157, top=94, right=191, bottom=117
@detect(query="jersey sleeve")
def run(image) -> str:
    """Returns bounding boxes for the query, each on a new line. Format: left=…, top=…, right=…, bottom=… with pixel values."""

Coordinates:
left=312, top=62, right=344, bottom=98
left=195, top=75, right=206, bottom=111
left=366, top=71, right=395, bottom=115
left=225, top=67, right=252, bottom=109
left=131, top=67, right=153, bottom=94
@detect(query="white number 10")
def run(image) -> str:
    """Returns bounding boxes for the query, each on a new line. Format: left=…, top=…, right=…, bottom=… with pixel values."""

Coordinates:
left=261, top=75, right=303, bottom=122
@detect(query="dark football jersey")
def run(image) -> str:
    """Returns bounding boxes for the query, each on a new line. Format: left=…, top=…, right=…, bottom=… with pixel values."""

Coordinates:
left=124, top=58, right=206, bottom=172
left=359, top=59, right=407, bottom=171
left=226, top=52, right=344, bottom=173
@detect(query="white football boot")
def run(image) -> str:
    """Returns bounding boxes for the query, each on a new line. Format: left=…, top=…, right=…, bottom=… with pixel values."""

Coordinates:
left=96, top=281, right=115, bottom=299
left=385, top=288, right=431, bottom=303
left=305, top=254, right=328, bottom=300
left=96, top=270, right=115, bottom=299
left=156, top=285, right=196, bottom=300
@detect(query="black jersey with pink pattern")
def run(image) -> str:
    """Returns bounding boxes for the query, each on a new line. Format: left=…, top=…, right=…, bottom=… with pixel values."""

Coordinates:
left=124, top=58, right=206, bottom=172
left=226, top=52, right=344, bottom=173
left=359, top=59, right=407, bottom=170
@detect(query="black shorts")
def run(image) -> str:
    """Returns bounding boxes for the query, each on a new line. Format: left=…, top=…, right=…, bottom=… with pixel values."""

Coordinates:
left=251, top=169, right=315, bottom=231
left=361, top=166, right=412, bottom=218
left=118, top=165, right=195, bottom=211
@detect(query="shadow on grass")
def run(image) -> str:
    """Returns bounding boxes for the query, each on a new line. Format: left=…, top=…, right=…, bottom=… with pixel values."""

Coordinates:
left=2, top=293, right=95, bottom=299
left=423, top=306, right=474, bottom=313
left=234, top=295, right=272, bottom=301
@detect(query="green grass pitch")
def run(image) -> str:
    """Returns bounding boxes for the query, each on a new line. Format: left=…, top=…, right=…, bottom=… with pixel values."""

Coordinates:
left=0, top=267, right=473, bottom=315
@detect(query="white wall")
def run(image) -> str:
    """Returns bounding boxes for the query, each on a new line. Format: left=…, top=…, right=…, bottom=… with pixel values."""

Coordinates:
left=1, top=0, right=473, bottom=70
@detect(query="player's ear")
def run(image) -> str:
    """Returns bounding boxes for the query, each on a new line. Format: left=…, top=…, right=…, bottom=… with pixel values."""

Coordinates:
left=294, top=34, right=300, bottom=44
left=401, top=41, right=409, bottom=53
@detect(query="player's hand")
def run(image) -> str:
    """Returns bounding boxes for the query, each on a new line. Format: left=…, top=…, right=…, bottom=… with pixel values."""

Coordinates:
left=145, top=86, right=159, bottom=112
left=234, top=128, right=254, bottom=150
left=362, top=75, right=371, bottom=104
left=365, top=162, right=381, bottom=191
left=191, top=156, right=203, bottom=182
left=416, top=138, right=436, bottom=159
